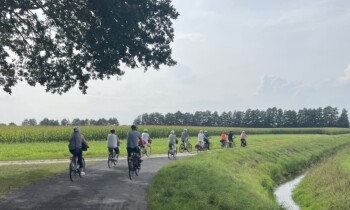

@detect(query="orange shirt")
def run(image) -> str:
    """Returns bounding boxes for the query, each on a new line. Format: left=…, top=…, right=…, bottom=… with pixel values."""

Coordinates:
left=221, top=133, right=227, bottom=140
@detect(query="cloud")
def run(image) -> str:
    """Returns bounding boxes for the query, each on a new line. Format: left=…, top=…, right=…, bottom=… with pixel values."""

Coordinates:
left=338, top=64, right=350, bottom=83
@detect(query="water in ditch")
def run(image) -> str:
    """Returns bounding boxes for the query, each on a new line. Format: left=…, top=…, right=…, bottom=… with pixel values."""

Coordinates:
left=274, top=175, right=305, bottom=210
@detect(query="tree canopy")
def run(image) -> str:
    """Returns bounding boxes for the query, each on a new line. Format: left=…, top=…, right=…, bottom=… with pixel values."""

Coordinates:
left=0, top=0, right=179, bottom=94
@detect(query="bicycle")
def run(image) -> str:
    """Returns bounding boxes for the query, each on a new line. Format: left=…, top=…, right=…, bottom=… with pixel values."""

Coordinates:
left=107, top=149, right=119, bottom=168
left=179, top=140, right=192, bottom=153
left=140, top=144, right=151, bottom=157
left=228, top=141, right=236, bottom=148
left=195, top=142, right=208, bottom=153
left=168, top=144, right=177, bottom=159
left=128, top=152, right=141, bottom=180
left=69, top=156, right=85, bottom=182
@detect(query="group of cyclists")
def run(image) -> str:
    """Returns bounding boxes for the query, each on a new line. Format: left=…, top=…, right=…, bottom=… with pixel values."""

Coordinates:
left=68, top=125, right=152, bottom=176
left=68, top=126, right=248, bottom=176
left=219, top=130, right=248, bottom=147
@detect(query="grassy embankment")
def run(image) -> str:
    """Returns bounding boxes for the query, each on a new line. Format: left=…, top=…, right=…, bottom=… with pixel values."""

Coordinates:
left=293, top=146, right=350, bottom=209
left=0, top=164, right=67, bottom=198
left=148, top=134, right=350, bottom=210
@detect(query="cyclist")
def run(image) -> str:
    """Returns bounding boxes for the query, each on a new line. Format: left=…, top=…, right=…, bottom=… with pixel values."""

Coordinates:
left=197, top=130, right=205, bottom=148
left=107, top=128, right=119, bottom=160
left=68, top=126, right=85, bottom=176
left=204, top=130, right=210, bottom=150
left=181, top=128, right=190, bottom=149
left=240, top=131, right=247, bottom=147
left=126, top=125, right=142, bottom=167
left=141, top=128, right=152, bottom=146
left=220, top=132, right=227, bottom=147
left=228, top=131, right=236, bottom=147
left=168, top=130, right=178, bottom=152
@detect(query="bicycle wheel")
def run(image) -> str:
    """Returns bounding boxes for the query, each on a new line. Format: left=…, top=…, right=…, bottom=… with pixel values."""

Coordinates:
left=173, top=148, right=177, bottom=159
left=179, top=144, right=185, bottom=153
left=82, top=158, right=86, bottom=173
left=133, top=158, right=139, bottom=176
left=141, top=147, right=145, bottom=157
left=69, top=161, right=78, bottom=182
left=108, top=154, right=112, bottom=168
left=168, top=150, right=171, bottom=159
left=146, top=146, right=151, bottom=157
left=128, top=160, right=133, bottom=180
left=187, top=143, right=192, bottom=152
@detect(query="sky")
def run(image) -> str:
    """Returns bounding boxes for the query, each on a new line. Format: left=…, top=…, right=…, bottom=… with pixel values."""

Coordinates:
left=1, top=0, right=350, bottom=125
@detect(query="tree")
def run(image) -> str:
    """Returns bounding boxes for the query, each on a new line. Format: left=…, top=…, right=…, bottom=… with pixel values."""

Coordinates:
left=1, top=0, right=179, bottom=94
left=337, top=109, right=349, bottom=128
left=22, top=118, right=37, bottom=126
left=61, top=118, right=69, bottom=126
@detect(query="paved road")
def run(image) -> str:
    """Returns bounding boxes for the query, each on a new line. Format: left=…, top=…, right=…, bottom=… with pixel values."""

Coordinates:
left=0, top=155, right=192, bottom=210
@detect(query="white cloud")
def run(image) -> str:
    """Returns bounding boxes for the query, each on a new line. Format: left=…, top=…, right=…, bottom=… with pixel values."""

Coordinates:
left=338, top=64, right=350, bottom=83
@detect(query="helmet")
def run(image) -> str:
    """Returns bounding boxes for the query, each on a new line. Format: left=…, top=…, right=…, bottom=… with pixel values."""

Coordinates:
left=184, top=128, right=187, bottom=131
left=131, top=125, right=137, bottom=130
left=199, top=130, right=203, bottom=133
left=204, top=130, right=208, bottom=133
left=143, top=129, right=148, bottom=133
left=110, top=128, right=115, bottom=133
left=170, top=130, right=175, bottom=134
left=73, top=126, right=79, bottom=132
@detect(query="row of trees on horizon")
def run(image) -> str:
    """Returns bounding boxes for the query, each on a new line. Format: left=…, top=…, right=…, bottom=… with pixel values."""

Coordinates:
left=1, top=106, right=349, bottom=128
left=133, top=106, right=350, bottom=128
left=0, top=118, right=120, bottom=127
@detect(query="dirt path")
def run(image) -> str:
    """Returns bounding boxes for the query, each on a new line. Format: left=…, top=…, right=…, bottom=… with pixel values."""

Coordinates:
left=0, top=154, right=193, bottom=210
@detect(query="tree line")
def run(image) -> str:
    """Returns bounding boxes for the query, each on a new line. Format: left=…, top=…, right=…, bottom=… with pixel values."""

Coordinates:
left=0, top=118, right=119, bottom=126
left=133, top=106, right=350, bottom=128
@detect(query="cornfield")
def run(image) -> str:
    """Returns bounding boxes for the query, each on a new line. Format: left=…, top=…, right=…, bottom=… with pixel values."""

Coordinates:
left=0, top=125, right=350, bottom=143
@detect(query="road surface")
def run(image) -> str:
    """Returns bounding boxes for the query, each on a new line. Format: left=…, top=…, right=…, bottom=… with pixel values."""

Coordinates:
left=0, top=155, right=192, bottom=210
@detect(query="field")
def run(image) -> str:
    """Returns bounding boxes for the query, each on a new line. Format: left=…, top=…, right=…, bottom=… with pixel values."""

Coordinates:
left=1, top=126, right=350, bottom=143
left=1, top=126, right=350, bottom=209
left=148, top=134, right=350, bottom=210
left=293, top=146, right=350, bottom=209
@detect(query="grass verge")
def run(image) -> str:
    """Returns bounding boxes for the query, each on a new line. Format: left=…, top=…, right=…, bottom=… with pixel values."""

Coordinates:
left=293, top=146, right=350, bottom=210
left=148, top=134, right=350, bottom=210
left=0, top=163, right=67, bottom=198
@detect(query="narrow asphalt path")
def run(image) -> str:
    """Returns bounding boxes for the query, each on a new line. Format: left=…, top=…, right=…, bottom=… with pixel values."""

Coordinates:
left=0, top=154, right=193, bottom=210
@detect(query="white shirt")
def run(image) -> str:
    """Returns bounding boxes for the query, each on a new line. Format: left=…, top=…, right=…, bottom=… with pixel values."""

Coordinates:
left=141, top=132, right=150, bottom=144
left=107, top=133, right=118, bottom=148
left=198, top=133, right=205, bottom=144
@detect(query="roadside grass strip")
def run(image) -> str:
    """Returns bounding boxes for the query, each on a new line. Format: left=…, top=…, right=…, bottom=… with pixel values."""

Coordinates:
left=293, top=146, right=350, bottom=210
left=148, top=134, right=350, bottom=210
left=0, top=164, right=67, bottom=198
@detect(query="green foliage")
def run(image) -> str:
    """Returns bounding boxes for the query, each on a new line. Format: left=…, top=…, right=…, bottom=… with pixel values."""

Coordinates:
left=149, top=134, right=350, bottom=210
left=0, top=0, right=178, bottom=94
left=293, top=147, right=350, bottom=210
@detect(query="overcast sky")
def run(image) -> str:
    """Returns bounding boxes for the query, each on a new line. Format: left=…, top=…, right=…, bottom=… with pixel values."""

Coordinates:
left=1, top=0, right=350, bottom=125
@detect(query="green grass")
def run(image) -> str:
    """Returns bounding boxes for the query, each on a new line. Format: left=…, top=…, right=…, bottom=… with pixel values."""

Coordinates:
left=293, top=146, right=350, bottom=210
left=1, top=126, right=350, bottom=143
left=148, top=134, right=350, bottom=210
left=0, top=164, right=67, bottom=198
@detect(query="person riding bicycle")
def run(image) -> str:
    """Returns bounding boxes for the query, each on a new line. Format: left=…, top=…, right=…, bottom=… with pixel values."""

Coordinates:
left=197, top=130, right=205, bottom=148
left=181, top=128, right=190, bottom=149
left=126, top=125, right=142, bottom=167
left=107, top=128, right=119, bottom=160
left=68, top=126, right=85, bottom=176
left=204, top=130, right=210, bottom=150
left=220, top=132, right=227, bottom=147
left=240, top=131, right=247, bottom=147
left=141, top=129, right=152, bottom=146
left=168, top=130, right=178, bottom=152
left=228, top=131, right=236, bottom=147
